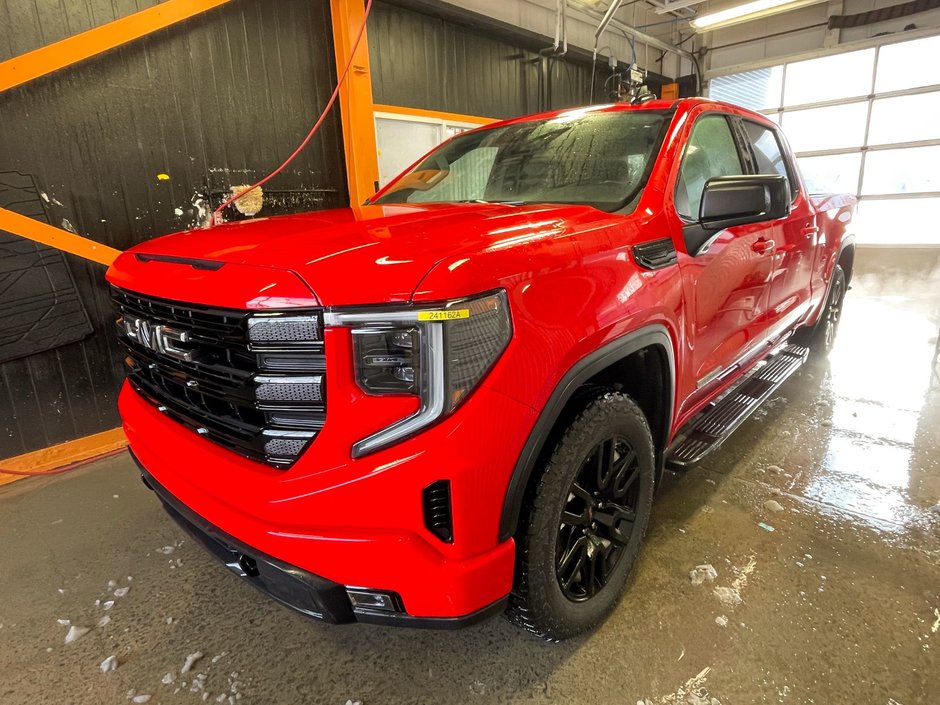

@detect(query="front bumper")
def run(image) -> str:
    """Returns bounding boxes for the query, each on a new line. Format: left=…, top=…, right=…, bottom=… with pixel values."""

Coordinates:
left=134, top=452, right=508, bottom=628
left=121, top=376, right=528, bottom=619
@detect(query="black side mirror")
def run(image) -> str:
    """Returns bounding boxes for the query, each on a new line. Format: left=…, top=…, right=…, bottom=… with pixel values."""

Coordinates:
left=699, top=174, right=790, bottom=230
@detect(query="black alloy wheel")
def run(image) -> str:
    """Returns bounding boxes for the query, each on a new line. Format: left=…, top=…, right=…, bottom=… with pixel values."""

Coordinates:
left=822, top=267, right=845, bottom=349
left=556, top=436, right=641, bottom=601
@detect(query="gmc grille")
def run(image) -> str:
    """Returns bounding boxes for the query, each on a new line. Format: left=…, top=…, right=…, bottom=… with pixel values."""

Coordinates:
left=111, top=286, right=325, bottom=468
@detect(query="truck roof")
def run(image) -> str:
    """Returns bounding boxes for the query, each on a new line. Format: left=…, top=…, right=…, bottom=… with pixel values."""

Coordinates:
left=483, top=97, right=773, bottom=130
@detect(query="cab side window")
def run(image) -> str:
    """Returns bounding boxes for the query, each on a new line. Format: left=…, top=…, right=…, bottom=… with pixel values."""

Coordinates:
left=675, top=115, right=743, bottom=221
left=742, top=120, right=794, bottom=197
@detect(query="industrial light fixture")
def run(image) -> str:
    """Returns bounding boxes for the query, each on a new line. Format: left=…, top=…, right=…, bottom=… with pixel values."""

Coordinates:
left=690, top=0, right=826, bottom=31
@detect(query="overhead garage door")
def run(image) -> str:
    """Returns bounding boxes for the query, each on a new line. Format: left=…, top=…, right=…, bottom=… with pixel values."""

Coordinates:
left=709, top=33, right=940, bottom=246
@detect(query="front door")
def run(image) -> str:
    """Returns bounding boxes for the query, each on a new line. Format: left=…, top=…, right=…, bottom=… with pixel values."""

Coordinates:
left=671, top=112, right=777, bottom=403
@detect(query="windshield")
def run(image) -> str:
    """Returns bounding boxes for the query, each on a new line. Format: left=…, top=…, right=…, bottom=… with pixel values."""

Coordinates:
left=372, top=109, right=670, bottom=212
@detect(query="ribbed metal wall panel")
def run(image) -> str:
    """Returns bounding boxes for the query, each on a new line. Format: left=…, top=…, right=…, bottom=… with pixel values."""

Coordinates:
left=370, top=2, right=611, bottom=119
left=0, top=0, right=347, bottom=457
left=0, top=0, right=163, bottom=61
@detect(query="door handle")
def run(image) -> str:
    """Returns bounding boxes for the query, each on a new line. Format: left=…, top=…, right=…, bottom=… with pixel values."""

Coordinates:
left=801, top=226, right=819, bottom=239
left=752, top=238, right=775, bottom=254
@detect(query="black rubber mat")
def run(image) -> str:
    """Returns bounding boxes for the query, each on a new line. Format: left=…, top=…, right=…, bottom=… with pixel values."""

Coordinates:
left=0, top=171, right=93, bottom=364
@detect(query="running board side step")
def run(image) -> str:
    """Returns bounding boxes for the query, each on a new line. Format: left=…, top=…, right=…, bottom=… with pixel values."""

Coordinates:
left=665, top=344, right=809, bottom=470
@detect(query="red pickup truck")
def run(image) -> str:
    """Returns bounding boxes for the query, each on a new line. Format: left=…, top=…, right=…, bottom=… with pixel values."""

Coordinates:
left=107, top=97, right=855, bottom=640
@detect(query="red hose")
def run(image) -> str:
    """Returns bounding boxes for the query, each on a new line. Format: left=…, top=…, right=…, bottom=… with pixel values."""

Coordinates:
left=210, top=0, right=375, bottom=226
left=0, top=448, right=126, bottom=478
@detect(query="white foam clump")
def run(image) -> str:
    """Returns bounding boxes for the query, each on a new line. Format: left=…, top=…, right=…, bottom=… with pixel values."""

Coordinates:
left=181, top=651, right=204, bottom=675
left=64, top=626, right=90, bottom=644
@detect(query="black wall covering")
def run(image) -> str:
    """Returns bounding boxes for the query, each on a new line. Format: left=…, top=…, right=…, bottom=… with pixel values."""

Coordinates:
left=369, top=2, right=670, bottom=120
left=0, top=0, right=347, bottom=457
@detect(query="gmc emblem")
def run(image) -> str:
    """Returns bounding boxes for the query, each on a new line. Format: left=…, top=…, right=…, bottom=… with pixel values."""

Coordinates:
left=121, top=314, right=193, bottom=362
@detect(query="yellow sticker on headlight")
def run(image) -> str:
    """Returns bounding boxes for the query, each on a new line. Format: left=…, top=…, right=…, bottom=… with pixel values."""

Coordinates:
left=417, top=309, right=470, bottom=321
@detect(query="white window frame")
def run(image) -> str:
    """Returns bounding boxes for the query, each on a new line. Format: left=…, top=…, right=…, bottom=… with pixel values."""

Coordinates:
left=373, top=110, right=490, bottom=188
left=373, top=110, right=482, bottom=137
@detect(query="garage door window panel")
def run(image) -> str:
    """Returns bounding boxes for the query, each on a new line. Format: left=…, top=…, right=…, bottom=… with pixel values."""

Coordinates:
left=874, top=35, right=940, bottom=93
left=783, top=48, right=875, bottom=106
left=796, top=153, right=862, bottom=195
left=867, top=92, right=940, bottom=146
left=781, top=102, right=868, bottom=153
left=862, top=146, right=940, bottom=195
left=855, top=198, right=940, bottom=246
left=710, top=66, right=784, bottom=111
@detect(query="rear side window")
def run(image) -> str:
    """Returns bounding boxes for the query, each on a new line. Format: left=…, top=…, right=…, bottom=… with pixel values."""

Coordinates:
left=742, top=121, right=795, bottom=197
left=675, top=115, right=743, bottom=220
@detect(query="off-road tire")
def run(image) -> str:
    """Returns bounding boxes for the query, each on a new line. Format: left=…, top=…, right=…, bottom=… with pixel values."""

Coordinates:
left=795, top=264, right=846, bottom=354
left=506, top=391, right=655, bottom=641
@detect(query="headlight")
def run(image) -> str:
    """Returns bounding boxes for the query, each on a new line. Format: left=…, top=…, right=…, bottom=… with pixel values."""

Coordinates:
left=352, top=326, right=421, bottom=394
left=325, top=290, right=512, bottom=457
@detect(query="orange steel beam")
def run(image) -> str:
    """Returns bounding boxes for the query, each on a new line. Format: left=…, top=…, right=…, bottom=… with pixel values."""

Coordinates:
left=0, top=208, right=120, bottom=266
left=373, top=104, right=497, bottom=126
left=0, top=0, right=233, bottom=93
left=331, top=0, right=380, bottom=206
left=0, top=428, right=127, bottom=488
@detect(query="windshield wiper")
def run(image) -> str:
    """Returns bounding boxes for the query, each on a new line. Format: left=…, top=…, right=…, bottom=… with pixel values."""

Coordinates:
left=454, top=199, right=526, bottom=205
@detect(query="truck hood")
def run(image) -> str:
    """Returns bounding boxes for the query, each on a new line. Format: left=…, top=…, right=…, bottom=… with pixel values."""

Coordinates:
left=119, top=203, right=598, bottom=307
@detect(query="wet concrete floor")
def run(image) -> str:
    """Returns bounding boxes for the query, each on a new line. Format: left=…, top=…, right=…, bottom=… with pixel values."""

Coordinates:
left=2, top=249, right=939, bottom=705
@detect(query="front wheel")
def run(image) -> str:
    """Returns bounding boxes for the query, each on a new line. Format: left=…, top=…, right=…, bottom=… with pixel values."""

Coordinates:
left=507, top=392, right=655, bottom=641
left=796, top=264, right=846, bottom=354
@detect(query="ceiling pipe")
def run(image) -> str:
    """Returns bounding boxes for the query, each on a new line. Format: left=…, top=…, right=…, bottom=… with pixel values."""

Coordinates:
left=589, top=0, right=625, bottom=102
left=566, top=0, right=695, bottom=62
left=595, top=0, right=626, bottom=40
left=552, top=0, right=569, bottom=55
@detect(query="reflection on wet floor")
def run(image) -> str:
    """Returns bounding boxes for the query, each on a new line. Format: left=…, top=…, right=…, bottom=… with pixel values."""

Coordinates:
left=788, top=258, right=940, bottom=536
left=807, top=435, right=916, bottom=527
left=646, top=250, right=940, bottom=703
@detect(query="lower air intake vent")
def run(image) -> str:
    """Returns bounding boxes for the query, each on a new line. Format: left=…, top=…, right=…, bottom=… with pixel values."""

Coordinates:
left=422, top=480, right=453, bottom=543
left=255, top=377, right=323, bottom=402
left=264, top=437, right=310, bottom=458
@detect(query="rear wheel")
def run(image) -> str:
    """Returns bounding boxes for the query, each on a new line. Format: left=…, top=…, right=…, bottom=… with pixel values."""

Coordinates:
left=796, top=264, right=846, bottom=354
left=507, top=392, right=655, bottom=641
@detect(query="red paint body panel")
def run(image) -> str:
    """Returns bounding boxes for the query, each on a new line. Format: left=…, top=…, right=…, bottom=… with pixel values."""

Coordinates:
left=108, top=252, right=321, bottom=309
left=128, top=202, right=585, bottom=306
left=107, top=99, right=855, bottom=621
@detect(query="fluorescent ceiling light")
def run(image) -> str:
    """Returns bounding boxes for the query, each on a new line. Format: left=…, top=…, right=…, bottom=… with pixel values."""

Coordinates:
left=690, top=0, right=825, bottom=31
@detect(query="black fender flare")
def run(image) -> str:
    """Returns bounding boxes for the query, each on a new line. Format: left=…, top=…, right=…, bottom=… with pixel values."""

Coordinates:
left=498, top=324, right=676, bottom=541
left=807, top=234, right=856, bottom=328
